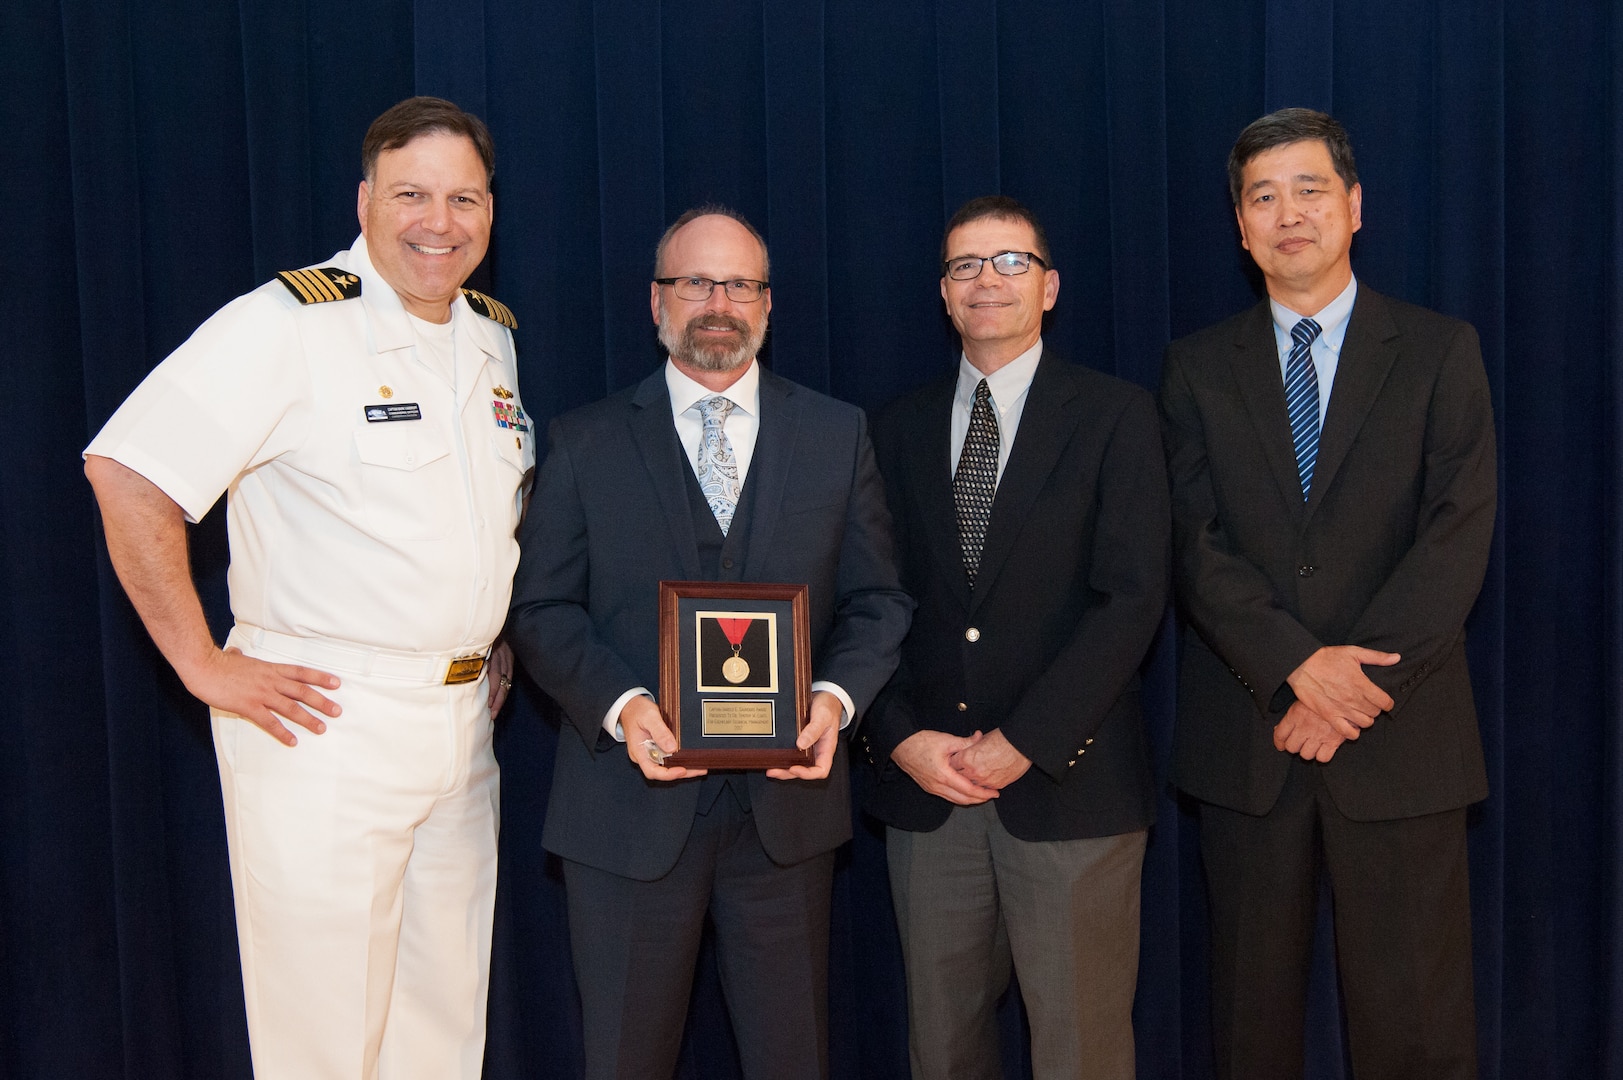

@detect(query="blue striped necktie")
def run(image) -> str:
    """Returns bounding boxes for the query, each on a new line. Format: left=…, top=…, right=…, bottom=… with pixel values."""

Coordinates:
left=1284, top=318, right=1323, bottom=501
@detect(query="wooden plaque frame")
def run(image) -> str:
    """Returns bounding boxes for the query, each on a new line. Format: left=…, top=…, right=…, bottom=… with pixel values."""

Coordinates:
left=658, top=580, right=813, bottom=769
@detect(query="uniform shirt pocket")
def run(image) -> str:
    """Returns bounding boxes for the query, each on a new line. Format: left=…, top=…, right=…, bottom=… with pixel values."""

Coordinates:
left=489, top=427, right=534, bottom=534
left=353, top=425, right=458, bottom=539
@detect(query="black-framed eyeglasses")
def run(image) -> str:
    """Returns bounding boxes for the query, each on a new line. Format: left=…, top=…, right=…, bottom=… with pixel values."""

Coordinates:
left=654, top=276, right=770, bottom=303
left=942, top=251, right=1048, bottom=281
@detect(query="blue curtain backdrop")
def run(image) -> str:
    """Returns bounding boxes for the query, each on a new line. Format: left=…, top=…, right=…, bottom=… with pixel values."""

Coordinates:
left=5, top=0, right=1620, bottom=1076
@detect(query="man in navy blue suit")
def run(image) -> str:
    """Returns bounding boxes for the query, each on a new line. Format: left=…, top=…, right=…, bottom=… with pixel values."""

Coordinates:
left=507, top=206, right=911, bottom=1080
left=864, top=196, right=1170, bottom=1080
left=1161, top=109, right=1496, bottom=1080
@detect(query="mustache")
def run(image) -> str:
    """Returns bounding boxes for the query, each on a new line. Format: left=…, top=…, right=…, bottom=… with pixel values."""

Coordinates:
left=684, top=314, right=750, bottom=338
left=657, top=298, right=766, bottom=373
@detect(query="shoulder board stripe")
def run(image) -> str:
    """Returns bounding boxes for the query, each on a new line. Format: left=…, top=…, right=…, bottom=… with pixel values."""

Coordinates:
left=462, top=288, right=517, bottom=329
left=275, top=266, right=362, bottom=304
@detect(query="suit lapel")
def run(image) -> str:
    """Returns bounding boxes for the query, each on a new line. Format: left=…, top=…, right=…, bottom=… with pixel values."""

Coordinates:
left=629, top=369, right=703, bottom=580
left=1306, top=289, right=1399, bottom=521
left=1228, top=303, right=1309, bottom=521
left=909, top=375, right=972, bottom=609
left=971, top=353, right=1078, bottom=610
left=741, top=370, right=798, bottom=579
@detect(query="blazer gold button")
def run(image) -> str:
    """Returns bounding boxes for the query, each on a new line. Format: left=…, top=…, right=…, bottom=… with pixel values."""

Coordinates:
left=1068, top=760, right=1076, bottom=767
left=965, top=627, right=980, bottom=642
left=957, top=702, right=968, bottom=711
left=1085, top=738, right=1094, bottom=745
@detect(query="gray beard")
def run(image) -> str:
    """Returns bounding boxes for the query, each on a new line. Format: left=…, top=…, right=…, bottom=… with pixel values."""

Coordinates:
left=658, top=303, right=767, bottom=373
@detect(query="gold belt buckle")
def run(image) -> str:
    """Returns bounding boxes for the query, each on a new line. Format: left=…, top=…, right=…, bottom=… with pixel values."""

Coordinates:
left=444, top=653, right=488, bottom=685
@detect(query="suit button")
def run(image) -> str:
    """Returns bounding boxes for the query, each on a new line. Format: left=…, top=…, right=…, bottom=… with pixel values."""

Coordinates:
left=722, top=558, right=735, bottom=569
left=965, top=627, right=981, bottom=642
left=957, top=702, right=968, bottom=711
left=1298, top=565, right=1316, bottom=577
left=1085, top=738, right=1094, bottom=746
left=1068, top=760, right=1076, bottom=767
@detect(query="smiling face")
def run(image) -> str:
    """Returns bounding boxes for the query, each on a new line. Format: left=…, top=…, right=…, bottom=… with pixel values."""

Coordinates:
left=357, top=130, right=493, bottom=323
left=1234, top=138, right=1362, bottom=314
left=940, top=216, right=1059, bottom=374
left=649, top=214, right=772, bottom=390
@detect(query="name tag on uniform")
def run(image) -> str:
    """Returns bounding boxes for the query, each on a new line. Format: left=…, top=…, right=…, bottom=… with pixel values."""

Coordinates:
left=365, top=403, right=423, bottom=422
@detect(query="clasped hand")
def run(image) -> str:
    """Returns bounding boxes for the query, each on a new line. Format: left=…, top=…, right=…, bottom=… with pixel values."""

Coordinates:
left=892, top=726, right=1030, bottom=805
left=1275, top=644, right=1401, bottom=762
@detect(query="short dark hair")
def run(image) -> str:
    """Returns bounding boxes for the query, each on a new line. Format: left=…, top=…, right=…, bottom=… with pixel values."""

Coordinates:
left=362, top=96, right=495, bottom=187
left=1228, top=108, right=1358, bottom=205
left=940, top=195, right=1052, bottom=268
left=653, top=204, right=771, bottom=279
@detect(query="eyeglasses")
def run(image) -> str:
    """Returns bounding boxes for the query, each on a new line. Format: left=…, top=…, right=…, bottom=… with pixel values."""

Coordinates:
left=942, top=251, right=1048, bottom=281
left=654, top=276, right=770, bottom=303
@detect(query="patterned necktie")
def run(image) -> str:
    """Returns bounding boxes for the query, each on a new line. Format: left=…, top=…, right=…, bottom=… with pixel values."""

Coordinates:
left=1284, top=318, right=1323, bottom=501
left=953, top=378, right=999, bottom=587
left=696, top=395, right=741, bottom=534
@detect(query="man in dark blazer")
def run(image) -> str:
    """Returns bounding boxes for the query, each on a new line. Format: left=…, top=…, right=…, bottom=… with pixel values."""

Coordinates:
left=864, top=196, right=1170, bottom=1080
left=1159, top=110, right=1497, bottom=1080
left=507, top=207, right=911, bottom=1080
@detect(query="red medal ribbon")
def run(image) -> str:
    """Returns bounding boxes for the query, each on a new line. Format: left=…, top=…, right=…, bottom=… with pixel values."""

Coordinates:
left=716, top=618, right=753, bottom=647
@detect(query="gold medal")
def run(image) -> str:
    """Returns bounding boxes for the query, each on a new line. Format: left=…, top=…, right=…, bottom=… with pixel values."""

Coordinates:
left=716, top=617, right=755, bottom=684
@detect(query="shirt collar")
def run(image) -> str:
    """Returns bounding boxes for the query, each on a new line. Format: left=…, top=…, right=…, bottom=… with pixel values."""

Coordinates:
left=665, top=357, right=761, bottom=418
left=1270, top=274, right=1359, bottom=350
left=956, top=337, right=1044, bottom=410
left=351, top=234, right=503, bottom=362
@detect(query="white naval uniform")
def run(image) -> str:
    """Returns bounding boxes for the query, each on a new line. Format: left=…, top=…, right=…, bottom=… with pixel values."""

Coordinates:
left=85, top=235, right=534, bottom=1080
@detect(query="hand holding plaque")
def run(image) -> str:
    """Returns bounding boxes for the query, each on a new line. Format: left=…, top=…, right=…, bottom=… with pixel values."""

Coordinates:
left=620, top=695, right=707, bottom=781
left=658, top=581, right=813, bottom=769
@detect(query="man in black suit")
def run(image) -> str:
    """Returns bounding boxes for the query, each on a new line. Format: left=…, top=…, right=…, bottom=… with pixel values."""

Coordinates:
left=507, top=206, right=911, bottom=1080
left=1159, top=109, right=1496, bottom=1079
left=864, top=196, right=1170, bottom=1080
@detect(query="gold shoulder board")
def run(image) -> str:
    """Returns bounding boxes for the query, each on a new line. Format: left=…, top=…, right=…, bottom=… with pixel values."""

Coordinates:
left=462, top=288, right=518, bottom=329
left=275, top=266, right=363, bottom=304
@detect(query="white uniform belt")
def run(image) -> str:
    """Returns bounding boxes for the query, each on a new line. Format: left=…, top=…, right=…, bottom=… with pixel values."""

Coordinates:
left=237, top=626, right=492, bottom=686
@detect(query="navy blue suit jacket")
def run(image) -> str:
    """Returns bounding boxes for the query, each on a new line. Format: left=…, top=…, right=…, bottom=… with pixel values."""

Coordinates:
left=1160, top=288, right=1496, bottom=820
left=508, top=364, right=912, bottom=880
left=864, top=353, right=1170, bottom=841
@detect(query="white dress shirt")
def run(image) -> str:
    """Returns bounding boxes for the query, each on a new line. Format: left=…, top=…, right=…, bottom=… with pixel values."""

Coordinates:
left=949, top=338, right=1044, bottom=483
left=667, top=354, right=762, bottom=477
left=84, top=234, right=532, bottom=656
left=1269, top=274, right=1358, bottom=425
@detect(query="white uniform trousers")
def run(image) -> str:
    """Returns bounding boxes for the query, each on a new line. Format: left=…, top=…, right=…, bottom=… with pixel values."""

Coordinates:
left=213, top=627, right=500, bottom=1080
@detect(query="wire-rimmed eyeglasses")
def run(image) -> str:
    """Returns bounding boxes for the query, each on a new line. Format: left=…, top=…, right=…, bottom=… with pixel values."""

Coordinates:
left=654, top=276, right=770, bottom=303
left=942, top=251, right=1049, bottom=281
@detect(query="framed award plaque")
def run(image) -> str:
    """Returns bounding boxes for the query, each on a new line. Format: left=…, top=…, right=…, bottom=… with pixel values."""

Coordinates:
left=657, top=581, right=813, bottom=769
